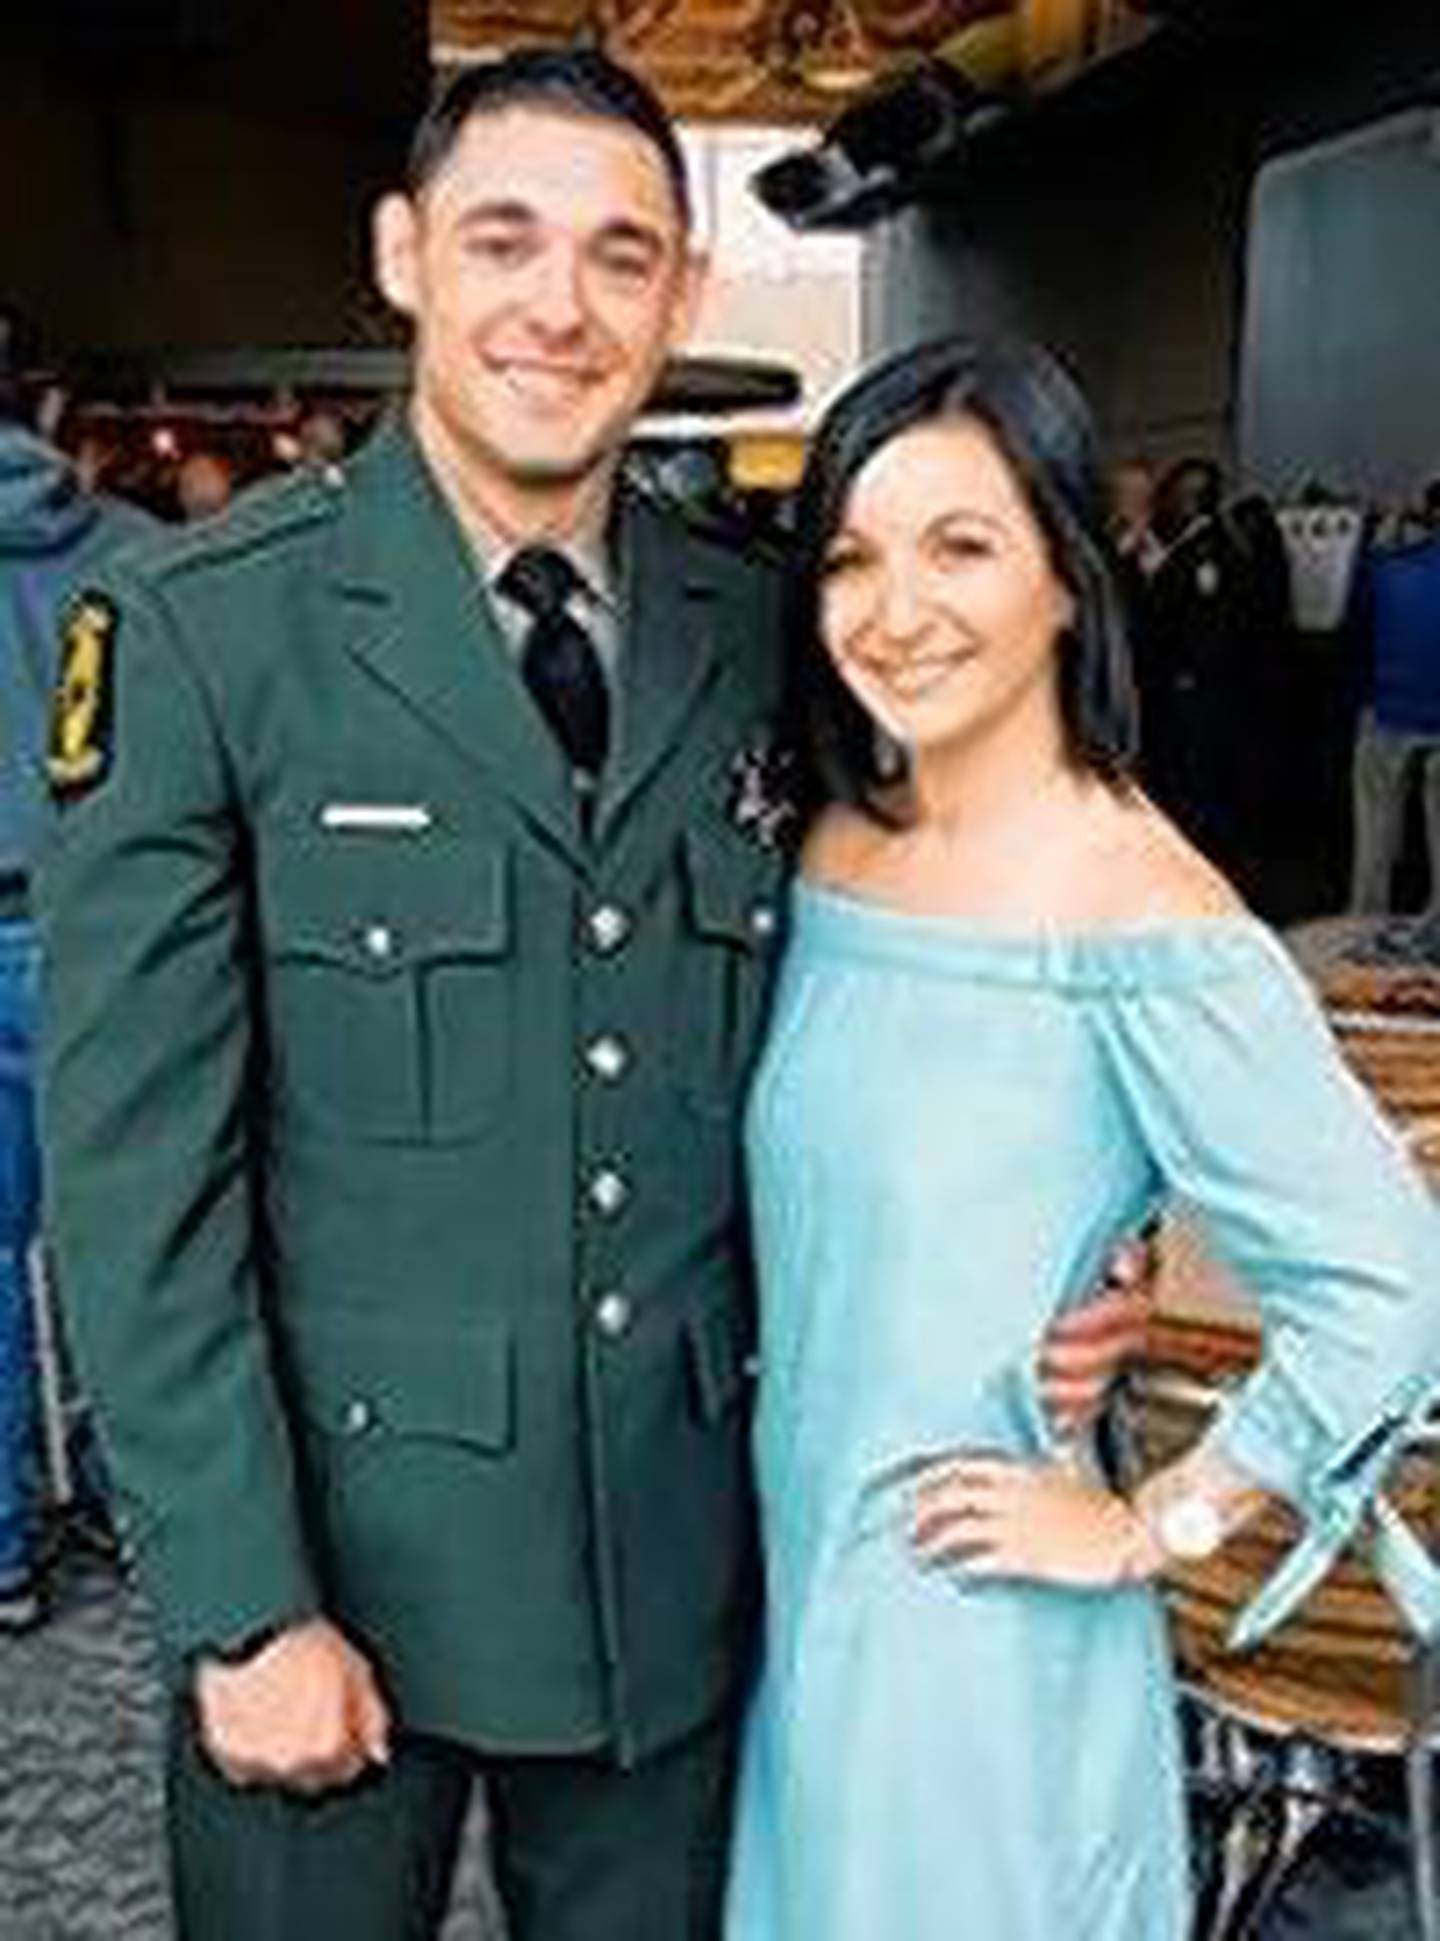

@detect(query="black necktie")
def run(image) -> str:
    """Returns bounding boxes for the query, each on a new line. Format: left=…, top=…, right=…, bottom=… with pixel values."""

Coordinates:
left=498, top=546, right=610, bottom=781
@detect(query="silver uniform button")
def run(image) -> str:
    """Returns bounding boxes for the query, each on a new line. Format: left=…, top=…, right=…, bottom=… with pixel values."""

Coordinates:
left=593, top=1291, right=633, bottom=1339
left=588, top=1167, right=629, bottom=1218
left=362, top=922, right=396, bottom=962
left=749, top=902, right=778, bottom=942
left=342, top=1398, right=375, bottom=1436
left=587, top=904, right=631, bottom=956
left=585, top=1034, right=630, bottom=1083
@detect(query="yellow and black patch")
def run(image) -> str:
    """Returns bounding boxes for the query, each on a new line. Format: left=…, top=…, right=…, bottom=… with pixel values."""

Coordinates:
left=48, top=593, right=117, bottom=798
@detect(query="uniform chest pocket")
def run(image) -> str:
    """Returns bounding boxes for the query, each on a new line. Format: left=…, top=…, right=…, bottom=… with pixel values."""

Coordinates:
left=260, top=837, right=513, bottom=1144
left=672, top=827, right=786, bottom=1118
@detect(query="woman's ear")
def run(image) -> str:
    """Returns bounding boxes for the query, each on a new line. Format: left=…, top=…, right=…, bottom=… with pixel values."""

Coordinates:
left=1053, top=575, right=1080, bottom=644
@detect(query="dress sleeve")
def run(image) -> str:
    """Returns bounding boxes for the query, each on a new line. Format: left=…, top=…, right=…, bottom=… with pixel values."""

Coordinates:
left=1091, top=930, right=1440, bottom=1649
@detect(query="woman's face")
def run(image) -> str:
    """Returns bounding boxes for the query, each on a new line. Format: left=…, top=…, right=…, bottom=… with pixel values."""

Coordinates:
left=819, top=414, right=1074, bottom=764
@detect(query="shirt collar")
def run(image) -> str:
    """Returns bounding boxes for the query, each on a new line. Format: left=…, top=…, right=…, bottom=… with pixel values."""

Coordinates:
left=467, top=494, right=617, bottom=617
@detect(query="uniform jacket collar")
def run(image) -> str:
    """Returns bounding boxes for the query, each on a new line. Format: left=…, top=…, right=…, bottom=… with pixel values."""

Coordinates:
left=327, top=412, right=728, bottom=861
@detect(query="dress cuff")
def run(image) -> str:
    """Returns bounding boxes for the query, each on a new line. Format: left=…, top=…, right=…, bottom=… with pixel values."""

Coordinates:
left=1204, top=1373, right=1440, bottom=1650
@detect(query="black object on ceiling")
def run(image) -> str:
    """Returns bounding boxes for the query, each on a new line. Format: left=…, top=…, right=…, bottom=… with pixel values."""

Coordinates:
left=751, top=62, right=992, bottom=233
left=660, top=355, right=801, bottom=415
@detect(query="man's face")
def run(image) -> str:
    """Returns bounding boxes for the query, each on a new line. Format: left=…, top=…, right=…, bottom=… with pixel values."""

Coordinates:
left=177, top=452, right=233, bottom=522
left=376, top=105, right=703, bottom=494
left=1110, top=463, right=1153, bottom=533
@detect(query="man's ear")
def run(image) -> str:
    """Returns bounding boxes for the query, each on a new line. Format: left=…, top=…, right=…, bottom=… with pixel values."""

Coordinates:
left=373, top=192, right=421, bottom=319
left=670, top=247, right=711, bottom=351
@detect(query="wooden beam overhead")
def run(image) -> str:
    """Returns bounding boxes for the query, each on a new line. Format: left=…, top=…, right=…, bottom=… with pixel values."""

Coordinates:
left=431, top=0, right=1148, bottom=124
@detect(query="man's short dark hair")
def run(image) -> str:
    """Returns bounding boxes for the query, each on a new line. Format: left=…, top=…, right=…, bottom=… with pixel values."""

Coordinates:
left=408, top=47, right=691, bottom=230
left=789, top=334, right=1139, bottom=820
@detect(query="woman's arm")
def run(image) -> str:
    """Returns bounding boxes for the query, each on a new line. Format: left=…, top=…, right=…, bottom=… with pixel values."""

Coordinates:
left=914, top=926, right=1440, bottom=1638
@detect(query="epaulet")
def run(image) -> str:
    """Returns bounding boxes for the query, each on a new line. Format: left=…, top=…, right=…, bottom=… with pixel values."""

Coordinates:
left=138, top=466, right=344, bottom=587
left=625, top=470, right=789, bottom=575
left=684, top=505, right=789, bottom=573
left=668, top=496, right=791, bottom=578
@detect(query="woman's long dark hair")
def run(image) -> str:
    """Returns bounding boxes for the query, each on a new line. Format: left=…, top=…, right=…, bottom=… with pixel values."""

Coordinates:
left=788, top=335, right=1138, bottom=822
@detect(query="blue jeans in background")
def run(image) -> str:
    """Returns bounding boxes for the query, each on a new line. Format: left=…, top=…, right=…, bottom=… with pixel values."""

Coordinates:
left=0, top=917, right=40, bottom=1590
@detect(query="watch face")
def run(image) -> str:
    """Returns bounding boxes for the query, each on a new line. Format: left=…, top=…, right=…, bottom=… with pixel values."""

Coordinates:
left=1158, top=1495, right=1224, bottom=1562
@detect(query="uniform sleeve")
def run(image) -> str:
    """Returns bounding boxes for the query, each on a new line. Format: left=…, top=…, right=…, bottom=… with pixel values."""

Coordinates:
left=37, top=563, right=318, bottom=1668
left=1092, top=934, right=1440, bottom=1649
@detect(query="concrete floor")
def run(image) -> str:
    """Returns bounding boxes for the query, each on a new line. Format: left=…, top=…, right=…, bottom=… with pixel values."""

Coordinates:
left=0, top=1547, right=500, bottom=1941
left=0, top=1544, right=1429, bottom=1939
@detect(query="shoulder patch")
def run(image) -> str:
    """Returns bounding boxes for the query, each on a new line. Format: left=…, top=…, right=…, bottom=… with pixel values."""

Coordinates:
left=48, top=593, right=118, bottom=799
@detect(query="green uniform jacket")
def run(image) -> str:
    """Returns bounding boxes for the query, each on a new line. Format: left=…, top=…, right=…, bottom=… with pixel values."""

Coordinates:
left=39, top=418, right=791, bottom=1764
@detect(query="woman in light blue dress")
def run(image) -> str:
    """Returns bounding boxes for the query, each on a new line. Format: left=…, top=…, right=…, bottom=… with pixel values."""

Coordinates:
left=725, top=337, right=1440, bottom=1941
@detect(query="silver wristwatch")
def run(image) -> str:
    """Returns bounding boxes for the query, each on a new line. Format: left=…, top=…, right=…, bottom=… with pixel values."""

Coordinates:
left=1151, top=1491, right=1225, bottom=1562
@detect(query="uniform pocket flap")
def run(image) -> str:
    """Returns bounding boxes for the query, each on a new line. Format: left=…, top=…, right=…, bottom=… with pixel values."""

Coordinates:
left=283, top=1312, right=514, bottom=1452
left=681, top=829, right=782, bottom=950
left=686, top=1300, right=751, bottom=1425
left=262, top=838, right=511, bottom=974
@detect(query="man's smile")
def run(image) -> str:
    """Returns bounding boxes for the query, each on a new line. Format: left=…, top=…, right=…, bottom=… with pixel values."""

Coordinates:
left=490, top=358, right=604, bottom=408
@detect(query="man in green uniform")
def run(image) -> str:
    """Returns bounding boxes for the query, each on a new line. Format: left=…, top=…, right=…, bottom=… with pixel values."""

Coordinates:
left=39, top=48, right=1143, bottom=1941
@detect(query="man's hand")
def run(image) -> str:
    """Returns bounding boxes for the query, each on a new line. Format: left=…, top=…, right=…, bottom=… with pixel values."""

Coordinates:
left=195, top=1616, right=392, bottom=1795
left=1038, top=1235, right=1155, bottom=1438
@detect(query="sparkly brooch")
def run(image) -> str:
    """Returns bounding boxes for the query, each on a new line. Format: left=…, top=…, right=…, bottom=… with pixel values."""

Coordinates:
left=727, top=734, right=801, bottom=854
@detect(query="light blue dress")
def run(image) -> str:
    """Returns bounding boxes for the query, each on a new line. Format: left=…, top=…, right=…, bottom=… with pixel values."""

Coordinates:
left=726, top=884, right=1440, bottom=1941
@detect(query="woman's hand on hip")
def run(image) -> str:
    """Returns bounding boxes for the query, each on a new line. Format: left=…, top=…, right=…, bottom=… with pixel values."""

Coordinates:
left=909, top=1455, right=1158, bottom=1588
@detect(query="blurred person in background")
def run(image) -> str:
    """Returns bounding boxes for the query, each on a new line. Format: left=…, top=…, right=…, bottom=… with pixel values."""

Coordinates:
left=0, top=318, right=154, bottom=1628
left=70, top=430, right=121, bottom=498
left=1221, top=486, right=1294, bottom=896
left=1349, top=478, right=1440, bottom=930
left=1109, top=458, right=1161, bottom=588
left=295, top=406, right=348, bottom=474
left=1108, top=459, right=1161, bottom=807
left=176, top=447, right=234, bottom=523
left=1143, top=457, right=1251, bottom=874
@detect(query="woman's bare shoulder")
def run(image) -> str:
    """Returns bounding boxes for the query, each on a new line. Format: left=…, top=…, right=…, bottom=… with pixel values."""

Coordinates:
left=799, top=804, right=878, bottom=886
left=1074, top=790, right=1249, bottom=926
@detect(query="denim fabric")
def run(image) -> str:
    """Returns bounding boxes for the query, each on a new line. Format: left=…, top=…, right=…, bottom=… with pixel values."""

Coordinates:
left=0, top=917, right=40, bottom=1585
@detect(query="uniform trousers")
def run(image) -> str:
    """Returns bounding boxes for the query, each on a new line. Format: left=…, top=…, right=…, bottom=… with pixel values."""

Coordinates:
left=169, top=1699, right=737, bottom=1941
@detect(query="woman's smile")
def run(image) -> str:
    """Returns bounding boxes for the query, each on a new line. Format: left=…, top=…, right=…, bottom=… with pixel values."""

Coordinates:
left=850, top=645, right=978, bottom=703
